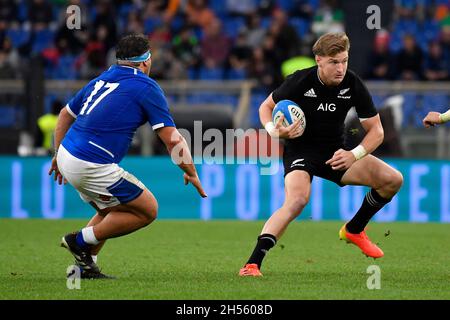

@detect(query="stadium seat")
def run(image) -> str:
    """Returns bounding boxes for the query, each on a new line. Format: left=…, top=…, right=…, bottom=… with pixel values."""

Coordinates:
left=278, top=0, right=294, bottom=11
left=223, top=17, right=246, bottom=39
left=17, top=0, right=28, bottom=23
left=249, top=91, right=267, bottom=127
left=0, top=105, right=18, bottom=128
left=144, top=17, right=163, bottom=34
left=290, top=17, right=311, bottom=37
left=227, top=68, right=246, bottom=80
left=198, top=67, right=224, bottom=80
left=260, top=17, right=272, bottom=29
left=422, top=19, right=440, bottom=43
left=170, top=15, right=185, bottom=33
left=210, top=0, right=227, bottom=17
left=6, top=28, right=31, bottom=48
left=401, top=92, right=419, bottom=127
left=49, top=55, right=78, bottom=80
left=187, top=67, right=198, bottom=80
left=392, top=19, right=419, bottom=39
left=421, top=94, right=449, bottom=114
left=371, top=94, right=386, bottom=109
left=31, top=29, right=55, bottom=54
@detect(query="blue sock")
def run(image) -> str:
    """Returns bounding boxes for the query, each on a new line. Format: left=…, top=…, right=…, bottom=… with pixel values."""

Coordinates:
left=76, top=231, right=89, bottom=249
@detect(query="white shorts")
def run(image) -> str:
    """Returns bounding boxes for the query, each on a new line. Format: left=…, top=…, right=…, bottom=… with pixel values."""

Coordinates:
left=57, top=145, right=146, bottom=209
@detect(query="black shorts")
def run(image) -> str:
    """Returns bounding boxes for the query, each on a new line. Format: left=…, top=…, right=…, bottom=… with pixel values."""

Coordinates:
left=283, top=145, right=348, bottom=187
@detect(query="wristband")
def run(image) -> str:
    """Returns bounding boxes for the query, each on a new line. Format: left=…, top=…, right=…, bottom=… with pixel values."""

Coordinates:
left=350, top=145, right=367, bottom=161
left=264, top=121, right=278, bottom=138
left=439, top=110, right=450, bottom=123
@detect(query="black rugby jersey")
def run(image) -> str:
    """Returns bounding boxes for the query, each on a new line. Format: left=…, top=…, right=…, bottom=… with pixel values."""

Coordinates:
left=272, top=66, right=377, bottom=149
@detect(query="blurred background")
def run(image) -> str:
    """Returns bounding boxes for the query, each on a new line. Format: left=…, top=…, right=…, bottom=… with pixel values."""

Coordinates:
left=0, top=0, right=449, bottom=221
left=1, top=0, right=450, bottom=157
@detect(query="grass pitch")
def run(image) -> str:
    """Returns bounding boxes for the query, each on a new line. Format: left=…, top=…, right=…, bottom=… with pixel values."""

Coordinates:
left=0, top=219, right=449, bottom=300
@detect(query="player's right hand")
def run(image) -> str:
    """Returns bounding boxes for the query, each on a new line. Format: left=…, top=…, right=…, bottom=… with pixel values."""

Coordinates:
left=184, top=173, right=207, bottom=198
left=423, top=111, right=442, bottom=128
left=48, top=156, right=67, bottom=185
left=275, top=115, right=303, bottom=139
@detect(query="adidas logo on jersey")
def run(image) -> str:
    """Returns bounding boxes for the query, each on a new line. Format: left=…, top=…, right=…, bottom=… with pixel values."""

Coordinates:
left=304, top=88, right=317, bottom=97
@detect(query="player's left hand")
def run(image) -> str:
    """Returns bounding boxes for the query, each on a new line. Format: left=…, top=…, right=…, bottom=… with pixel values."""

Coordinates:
left=325, top=148, right=356, bottom=171
left=423, top=111, right=442, bottom=128
left=48, top=156, right=67, bottom=185
left=184, top=173, right=208, bottom=198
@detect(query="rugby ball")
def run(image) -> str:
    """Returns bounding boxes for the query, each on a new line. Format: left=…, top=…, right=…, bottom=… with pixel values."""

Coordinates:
left=272, top=99, right=306, bottom=134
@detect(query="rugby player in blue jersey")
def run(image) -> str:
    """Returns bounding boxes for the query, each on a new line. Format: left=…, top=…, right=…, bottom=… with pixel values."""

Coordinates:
left=49, top=34, right=207, bottom=279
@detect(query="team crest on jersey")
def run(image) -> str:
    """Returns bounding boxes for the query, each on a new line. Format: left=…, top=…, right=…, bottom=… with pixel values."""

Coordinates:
left=338, top=88, right=351, bottom=99
left=291, top=158, right=305, bottom=168
left=304, top=88, right=317, bottom=97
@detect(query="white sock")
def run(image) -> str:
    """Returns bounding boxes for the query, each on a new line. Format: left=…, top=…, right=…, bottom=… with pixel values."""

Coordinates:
left=81, top=226, right=100, bottom=245
left=91, top=255, right=98, bottom=264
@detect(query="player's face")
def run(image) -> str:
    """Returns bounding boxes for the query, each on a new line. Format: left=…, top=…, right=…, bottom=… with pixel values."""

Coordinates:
left=316, top=51, right=348, bottom=86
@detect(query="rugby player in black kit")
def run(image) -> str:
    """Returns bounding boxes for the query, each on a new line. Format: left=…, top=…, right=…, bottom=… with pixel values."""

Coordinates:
left=239, top=32, right=403, bottom=277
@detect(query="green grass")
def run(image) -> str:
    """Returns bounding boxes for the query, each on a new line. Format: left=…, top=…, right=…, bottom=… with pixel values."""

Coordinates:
left=0, top=219, right=449, bottom=299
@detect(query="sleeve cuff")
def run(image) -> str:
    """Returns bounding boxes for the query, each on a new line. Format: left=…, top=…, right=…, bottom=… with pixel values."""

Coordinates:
left=65, top=105, right=77, bottom=118
left=152, top=123, right=165, bottom=130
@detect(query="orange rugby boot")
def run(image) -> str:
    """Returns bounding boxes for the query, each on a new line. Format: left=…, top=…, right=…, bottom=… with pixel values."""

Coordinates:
left=239, top=263, right=263, bottom=277
left=339, top=224, right=384, bottom=258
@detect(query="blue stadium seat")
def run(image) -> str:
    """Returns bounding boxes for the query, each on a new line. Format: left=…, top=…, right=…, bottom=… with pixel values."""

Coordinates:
left=210, top=0, right=227, bottom=17
left=389, top=34, right=403, bottom=53
left=186, top=93, right=238, bottom=106
left=227, top=68, right=246, bottom=80
left=249, top=91, right=267, bottom=127
left=290, top=17, right=310, bottom=37
left=422, top=19, right=439, bottom=43
left=187, top=67, right=198, bottom=80
left=371, top=94, right=386, bottom=108
left=144, top=17, right=162, bottom=34
left=401, top=92, right=419, bottom=127
left=421, top=94, right=449, bottom=114
left=215, top=94, right=238, bottom=107
left=17, top=0, right=28, bottom=23
left=49, top=55, right=78, bottom=79
left=186, top=93, right=216, bottom=104
left=44, top=94, right=55, bottom=113
left=198, top=67, right=224, bottom=80
left=170, top=14, right=185, bottom=33
left=308, top=0, right=320, bottom=10
left=32, top=29, right=55, bottom=54
left=223, top=17, right=246, bottom=39
left=392, top=19, right=419, bottom=37
left=260, top=17, right=272, bottom=29
left=6, top=28, right=30, bottom=48
left=0, top=105, right=18, bottom=127
left=278, top=0, right=294, bottom=11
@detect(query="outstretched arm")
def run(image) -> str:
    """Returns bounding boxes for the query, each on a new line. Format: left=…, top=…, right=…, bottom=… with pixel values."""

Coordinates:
left=48, top=107, right=76, bottom=184
left=157, top=126, right=207, bottom=198
left=423, top=110, right=450, bottom=128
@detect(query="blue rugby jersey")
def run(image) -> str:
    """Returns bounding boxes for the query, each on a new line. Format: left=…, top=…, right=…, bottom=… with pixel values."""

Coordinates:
left=61, top=65, right=175, bottom=164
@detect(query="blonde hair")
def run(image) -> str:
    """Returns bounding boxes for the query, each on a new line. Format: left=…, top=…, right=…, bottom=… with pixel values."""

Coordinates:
left=312, top=32, right=350, bottom=57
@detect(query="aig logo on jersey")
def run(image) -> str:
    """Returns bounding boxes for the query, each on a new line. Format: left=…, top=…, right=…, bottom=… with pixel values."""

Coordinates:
left=317, top=103, right=336, bottom=112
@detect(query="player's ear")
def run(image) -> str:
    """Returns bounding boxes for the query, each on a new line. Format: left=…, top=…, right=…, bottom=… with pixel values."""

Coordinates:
left=315, top=55, right=321, bottom=65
